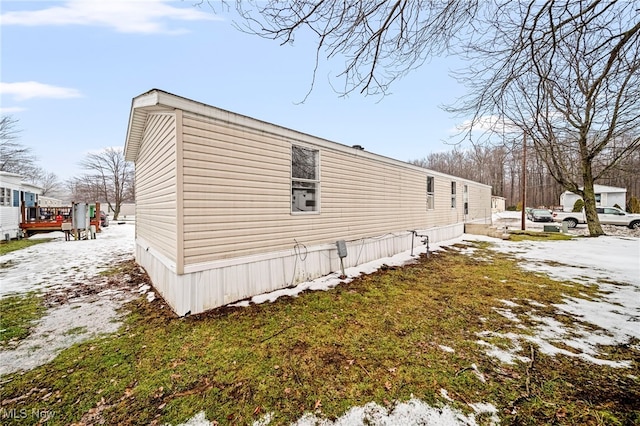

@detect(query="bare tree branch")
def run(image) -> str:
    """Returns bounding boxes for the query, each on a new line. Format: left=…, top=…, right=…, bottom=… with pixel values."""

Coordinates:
left=228, top=1, right=478, bottom=98
left=77, top=147, right=134, bottom=220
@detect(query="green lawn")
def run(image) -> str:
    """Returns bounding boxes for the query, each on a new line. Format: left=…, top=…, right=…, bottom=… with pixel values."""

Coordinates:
left=0, top=241, right=637, bottom=425
left=0, top=292, right=46, bottom=347
left=0, top=238, right=51, bottom=256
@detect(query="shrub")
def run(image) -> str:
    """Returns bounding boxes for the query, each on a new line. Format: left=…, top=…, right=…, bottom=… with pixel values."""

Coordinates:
left=572, top=198, right=585, bottom=212
left=613, top=203, right=622, bottom=210
left=627, top=195, right=640, bottom=213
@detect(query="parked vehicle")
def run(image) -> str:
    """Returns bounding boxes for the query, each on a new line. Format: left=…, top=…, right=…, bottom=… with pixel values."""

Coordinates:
left=528, top=208, right=553, bottom=222
left=100, top=211, right=109, bottom=227
left=552, top=207, right=640, bottom=229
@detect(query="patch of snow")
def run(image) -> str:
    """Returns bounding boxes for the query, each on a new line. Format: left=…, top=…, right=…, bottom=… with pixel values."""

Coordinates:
left=174, top=411, right=210, bottom=426
left=439, top=345, right=455, bottom=353
left=471, top=363, right=486, bottom=383
left=477, top=329, right=631, bottom=369
left=146, top=292, right=156, bottom=303
left=467, top=403, right=500, bottom=425
left=0, top=224, right=136, bottom=297
left=554, top=292, right=640, bottom=341
left=464, top=234, right=639, bottom=367
left=492, top=307, right=521, bottom=323
left=487, top=236, right=639, bottom=287
left=440, top=389, right=455, bottom=402
left=475, top=338, right=530, bottom=365
left=253, top=412, right=273, bottom=426
left=497, top=299, right=519, bottom=307
left=0, top=297, right=129, bottom=376
left=0, top=224, right=138, bottom=376
left=175, top=398, right=500, bottom=426
left=525, top=299, right=546, bottom=308
left=521, top=334, right=631, bottom=368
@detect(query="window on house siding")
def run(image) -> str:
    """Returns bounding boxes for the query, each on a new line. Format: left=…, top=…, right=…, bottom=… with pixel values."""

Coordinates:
left=291, top=145, right=319, bottom=212
left=451, top=182, right=457, bottom=209
left=463, top=184, right=469, bottom=215
left=1, top=188, right=10, bottom=206
left=12, top=190, right=19, bottom=207
left=426, top=176, right=435, bottom=210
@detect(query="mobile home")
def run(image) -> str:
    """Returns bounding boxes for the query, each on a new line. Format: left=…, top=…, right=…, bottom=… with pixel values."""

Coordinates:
left=0, top=171, right=43, bottom=240
left=560, top=185, right=627, bottom=212
left=124, top=89, right=492, bottom=316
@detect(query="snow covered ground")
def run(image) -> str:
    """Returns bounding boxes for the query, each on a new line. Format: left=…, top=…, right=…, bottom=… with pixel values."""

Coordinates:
left=0, top=223, right=142, bottom=376
left=1, top=216, right=638, bottom=425
left=0, top=222, right=136, bottom=297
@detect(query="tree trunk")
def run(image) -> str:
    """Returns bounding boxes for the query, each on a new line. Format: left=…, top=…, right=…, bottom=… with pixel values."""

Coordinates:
left=581, top=160, right=604, bottom=236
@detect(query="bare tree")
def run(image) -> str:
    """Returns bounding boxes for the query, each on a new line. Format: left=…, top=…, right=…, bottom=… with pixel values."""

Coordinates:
left=32, top=169, right=66, bottom=199
left=1, top=116, right=70, bottom=200
left=228, top=1, right=640, bottom=236
left=0, top=115, right=39, bottom=176
left=451, top=1, right=640, bottom=235
left=78, top=147, right=134, bottom=220
left=67, top=174, right=103, bottom=204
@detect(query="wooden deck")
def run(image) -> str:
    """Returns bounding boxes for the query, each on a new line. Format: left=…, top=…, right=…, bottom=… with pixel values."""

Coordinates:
left=19, top=203, right=102, bottom=237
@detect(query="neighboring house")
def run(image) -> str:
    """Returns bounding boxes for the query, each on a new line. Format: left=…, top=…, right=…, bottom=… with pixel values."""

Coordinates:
left=491, top=195, right=506, bottom=213
left=0, top=171, right=43, bottom=239
left=39, top=196, right=64, bottom=207
left=109, top=203, right=136, bottom=218
left=560, top=185, right=627, bottom=212
left=124, top=89, right=493, bottom=316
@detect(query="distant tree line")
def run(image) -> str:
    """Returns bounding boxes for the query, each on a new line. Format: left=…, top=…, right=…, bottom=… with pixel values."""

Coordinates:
left=1, top=115, right=134, bottom=220
left=410, top=138, right=640, bottom=210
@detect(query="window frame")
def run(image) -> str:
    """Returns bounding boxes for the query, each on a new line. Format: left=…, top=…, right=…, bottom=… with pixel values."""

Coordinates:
left=463, top=184, right=469, bottom=215
left=450, top=181, right=457, bottom=209
left=426, top=176, right=435, bottom=210
left=0, top=188, right=11, bottom=206
left=291, top=144, right=320, bottom=214
left=595, top=193, right=602, bottom=204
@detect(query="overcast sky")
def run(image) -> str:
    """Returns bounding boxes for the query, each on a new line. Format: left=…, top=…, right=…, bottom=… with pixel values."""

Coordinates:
left=1, top=0, right=470, bottom=182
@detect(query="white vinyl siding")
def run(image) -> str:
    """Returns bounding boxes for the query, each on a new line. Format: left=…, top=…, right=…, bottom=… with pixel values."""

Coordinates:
left=180, top=112, right=439, bottom=265
left=175, top=110, right=493, bottom=266
left=135, top=113, right=178, bottom=263
left=181, top=113, right=290, bottom=263
left=466, top=183, right=492, bottom=221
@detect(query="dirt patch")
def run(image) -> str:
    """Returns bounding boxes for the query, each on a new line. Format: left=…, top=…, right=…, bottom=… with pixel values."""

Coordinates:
left=43, top=259, right=150, bottom=308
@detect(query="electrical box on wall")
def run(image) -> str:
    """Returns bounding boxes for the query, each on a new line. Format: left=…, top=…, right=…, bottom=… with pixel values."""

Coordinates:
left=336, top=240, right=348, bottom=258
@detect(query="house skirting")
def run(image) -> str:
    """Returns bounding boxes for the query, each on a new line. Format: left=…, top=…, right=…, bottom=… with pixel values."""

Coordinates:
left=136, top=223, right=465, bottom=316
left=1, top=208, right=21, bottom=240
